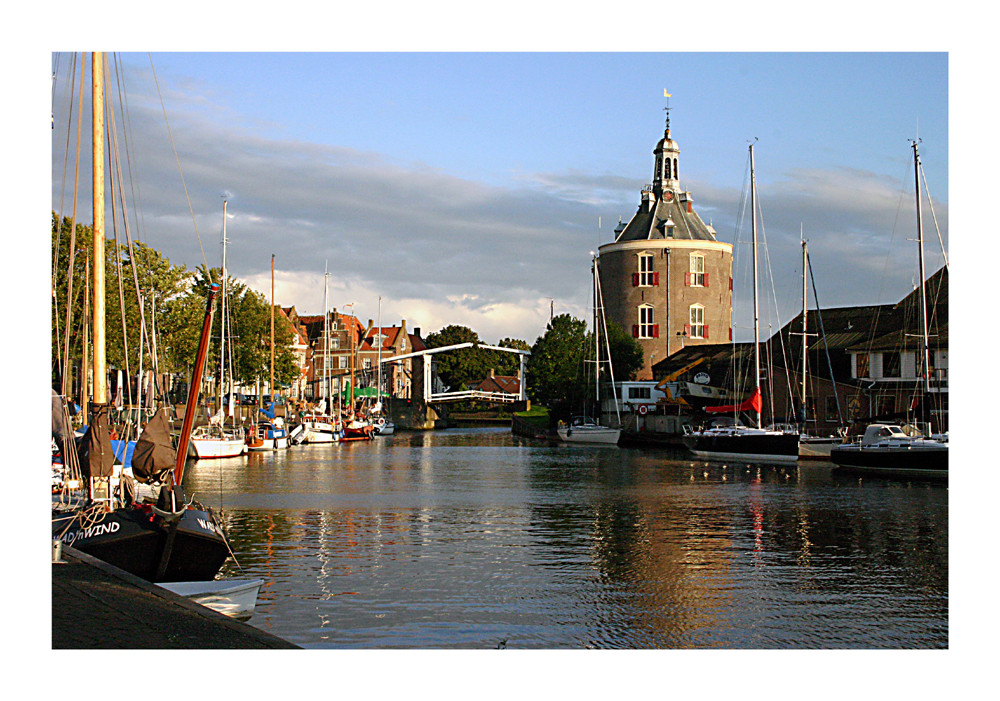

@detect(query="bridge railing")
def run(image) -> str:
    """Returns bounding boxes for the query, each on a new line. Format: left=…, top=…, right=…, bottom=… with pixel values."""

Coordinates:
left=429, top=390, right=522, bottom=404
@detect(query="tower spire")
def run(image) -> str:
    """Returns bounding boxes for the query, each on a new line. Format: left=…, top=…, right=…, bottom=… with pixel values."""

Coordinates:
left=663, top=89, right=672, bottom=136
left=653, top=91, right=679, bottom=195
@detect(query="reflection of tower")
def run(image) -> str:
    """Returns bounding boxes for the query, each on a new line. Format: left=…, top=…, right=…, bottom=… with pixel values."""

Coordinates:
left=598, top=96, right=733, bottom=379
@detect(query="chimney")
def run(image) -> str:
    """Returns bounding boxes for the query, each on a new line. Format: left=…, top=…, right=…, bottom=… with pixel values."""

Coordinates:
left=489, top=368, right=495, bottom=378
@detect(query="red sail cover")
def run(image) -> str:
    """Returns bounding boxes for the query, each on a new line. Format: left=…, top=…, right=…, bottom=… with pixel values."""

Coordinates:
left=705, top=386, right=762, bottom=414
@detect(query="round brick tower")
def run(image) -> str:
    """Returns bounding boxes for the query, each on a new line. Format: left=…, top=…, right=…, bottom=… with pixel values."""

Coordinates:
left=598, top=105, right=733, bottom=380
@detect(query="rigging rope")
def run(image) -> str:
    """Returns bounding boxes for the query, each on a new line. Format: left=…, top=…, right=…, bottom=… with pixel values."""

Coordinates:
left=148, top=53, right=212, bottom=281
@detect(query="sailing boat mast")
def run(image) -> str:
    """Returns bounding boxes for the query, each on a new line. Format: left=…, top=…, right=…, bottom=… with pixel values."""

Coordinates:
left=801, top=237, right=808, bottom=418
left=323, top=262, right=330, bottom=412
left=91, top=52, right=106, bottom=408
left=749, top=142, right=762, bottom=429
left=270, top=254, right=275, bottom=403
left=219, top=199, right=228, bottom=415
left=592, top=254, right=599, bottom=418
left=376, top=296, right=382, bottom=410
left=912, top=140, right=932, bottom=397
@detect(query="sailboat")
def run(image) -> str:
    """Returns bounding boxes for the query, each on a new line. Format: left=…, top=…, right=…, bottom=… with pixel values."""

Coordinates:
left=300, top=263, right=343, bottom=443
left=52, top=53, right=231, bottom=582
left=683, top=142, right=800, bottom=464
left=557, top=252, right=622, bottom=445
left=189, top=199, right=247, bottom=459
left=341, top=311, right=376, bottom=441
left=370, top=296, right=395, bottom=436
left=247, top=254, right=289, bottom=450
left=830, top=141, right=948, bottom=479
left=795, top=238, right=847, bottom=460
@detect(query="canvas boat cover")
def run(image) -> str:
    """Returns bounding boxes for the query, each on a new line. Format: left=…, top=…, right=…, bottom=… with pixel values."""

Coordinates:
left=78, top=404, right=115, bottom=479
left=131, top=408, right=176, bottom=484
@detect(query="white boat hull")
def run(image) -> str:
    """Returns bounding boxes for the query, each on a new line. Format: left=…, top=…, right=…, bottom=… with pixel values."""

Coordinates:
left=557, top=426, right=621, bottom=445
left=160, top=578, right=264, bottom=621
left=188, top=437, right=247, bottom=458
left=247, top=436, right=289, bottom=451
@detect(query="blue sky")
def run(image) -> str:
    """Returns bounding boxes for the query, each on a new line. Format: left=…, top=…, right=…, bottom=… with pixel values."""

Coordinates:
left=47, top=48, right=952, bottom=346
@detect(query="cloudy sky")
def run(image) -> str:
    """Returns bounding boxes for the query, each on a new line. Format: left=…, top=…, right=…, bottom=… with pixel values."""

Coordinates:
left=44, top=33, right=956, bottom=348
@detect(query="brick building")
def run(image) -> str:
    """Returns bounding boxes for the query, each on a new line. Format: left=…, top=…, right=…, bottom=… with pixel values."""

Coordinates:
left=597, top=107, right=733, bottom=380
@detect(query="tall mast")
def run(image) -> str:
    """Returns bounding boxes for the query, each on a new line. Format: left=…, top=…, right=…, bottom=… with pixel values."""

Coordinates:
left=376, top=296, right=382, bottom=409
left=219, top=199, right=228, bottom=414
left=323, top=262, right=330, bottom=411
left=801, top=237, right=808, bottom=416
left=270, top=254, right=275, bottom=403
left=749, top=142, right=761, bottom=429
left=91, top=52, right=107, bottom=406
left=912, top=141, right=932, bottom=397
left=592, top=253, right=599, bottom=416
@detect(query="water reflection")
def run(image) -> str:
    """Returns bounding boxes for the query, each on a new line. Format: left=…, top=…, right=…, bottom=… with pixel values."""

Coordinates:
left=183, top=428, right=947, bottom=649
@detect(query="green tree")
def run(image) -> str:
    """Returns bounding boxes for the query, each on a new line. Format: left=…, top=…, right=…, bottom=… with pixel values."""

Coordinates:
left=190, top=266, right=297, bottom=393
left=489, top=337, right=531, bottom=376
left=424, top=324, right=494, bottom=390
left=604, top=319, right=645, bottom=382
left=527, top=314, right=588, bottom=416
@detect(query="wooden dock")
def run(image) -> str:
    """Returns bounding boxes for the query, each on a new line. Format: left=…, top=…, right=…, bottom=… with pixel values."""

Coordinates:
left=52, top=545, right=298, bottom=649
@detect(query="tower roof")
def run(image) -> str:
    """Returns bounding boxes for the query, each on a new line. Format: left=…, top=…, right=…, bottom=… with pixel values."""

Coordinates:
left=614, top=192, right=718, bottom=243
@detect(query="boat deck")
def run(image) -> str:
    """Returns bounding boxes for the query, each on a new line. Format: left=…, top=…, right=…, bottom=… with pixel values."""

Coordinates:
left=52, top=545, right=298, bottom=649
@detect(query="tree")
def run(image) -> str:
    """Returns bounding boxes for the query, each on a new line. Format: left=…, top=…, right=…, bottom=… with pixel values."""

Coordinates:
left=424, top=324, right=494, bottom=390
left=527, top=314, right=588, bottom=415
left=604, top=320, right=645, bottom=382
left=490, top=337, right=531, bottom=376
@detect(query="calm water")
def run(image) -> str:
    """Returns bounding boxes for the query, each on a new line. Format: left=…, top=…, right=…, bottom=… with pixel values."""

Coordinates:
left=183, top=427, right=948, bottom=649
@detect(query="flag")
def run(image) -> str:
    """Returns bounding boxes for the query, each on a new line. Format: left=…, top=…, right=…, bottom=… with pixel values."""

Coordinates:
left=664, top=90, right=672, bottom=97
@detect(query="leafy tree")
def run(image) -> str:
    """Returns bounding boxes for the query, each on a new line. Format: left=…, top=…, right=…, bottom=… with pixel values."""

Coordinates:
left=191, top=266, right=297, bottom=393
left=527, top=314, right=588, bottom=416
left=604, top=319, right=645, bottom=382
left=424, top=324, right=494, bottom=390
left=489, top=337, right=531, bottom=376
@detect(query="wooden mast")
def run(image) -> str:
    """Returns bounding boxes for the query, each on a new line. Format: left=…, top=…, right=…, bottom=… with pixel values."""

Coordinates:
left=91, top=52, right=107, bottom=407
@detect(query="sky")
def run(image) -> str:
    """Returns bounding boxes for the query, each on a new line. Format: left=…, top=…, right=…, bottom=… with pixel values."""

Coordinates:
left=47, top=49, right=952, bottom=346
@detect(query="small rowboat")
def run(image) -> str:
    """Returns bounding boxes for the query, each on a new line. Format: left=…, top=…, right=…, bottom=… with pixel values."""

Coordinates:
left=160, top=578, right=265, bottom=621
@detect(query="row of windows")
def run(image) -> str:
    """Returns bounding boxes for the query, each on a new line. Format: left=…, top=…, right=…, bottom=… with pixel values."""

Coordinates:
left=631, top=304, right=712, bottom=340
left=631, top=252, right=723, bottom=288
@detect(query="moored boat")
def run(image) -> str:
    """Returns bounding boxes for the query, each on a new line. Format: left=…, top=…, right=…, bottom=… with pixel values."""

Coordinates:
left=159, top=578, right=264, bottom=621
left=557, top=416, right=621, bottom=445
left=830, top=423, right=947, bottom=479
left=683, top=145, right=801, bottom=465
left=189, top=423, right=247, bottom=458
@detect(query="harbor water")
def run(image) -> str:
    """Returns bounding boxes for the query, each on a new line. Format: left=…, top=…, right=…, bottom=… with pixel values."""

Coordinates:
left=183, top=427, right=948, bottom=649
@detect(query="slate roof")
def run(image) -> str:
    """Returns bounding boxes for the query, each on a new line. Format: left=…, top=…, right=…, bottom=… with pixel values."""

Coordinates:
left=614, top=191, right=718, bottom=243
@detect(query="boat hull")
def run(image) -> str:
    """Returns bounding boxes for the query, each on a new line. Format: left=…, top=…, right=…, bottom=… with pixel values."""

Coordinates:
left=189, top=438, right=247, bottom=458
left=830, top=443, right=948, bottom=479
left=159, top=578, right=263, bottom=621
left=684, top=431, right=800, bottom=464
left=798, top=436, right=841, bottom=460
left=556, top=426, right=621, bottom=445
left=52, top=505, right=230, bottom=582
